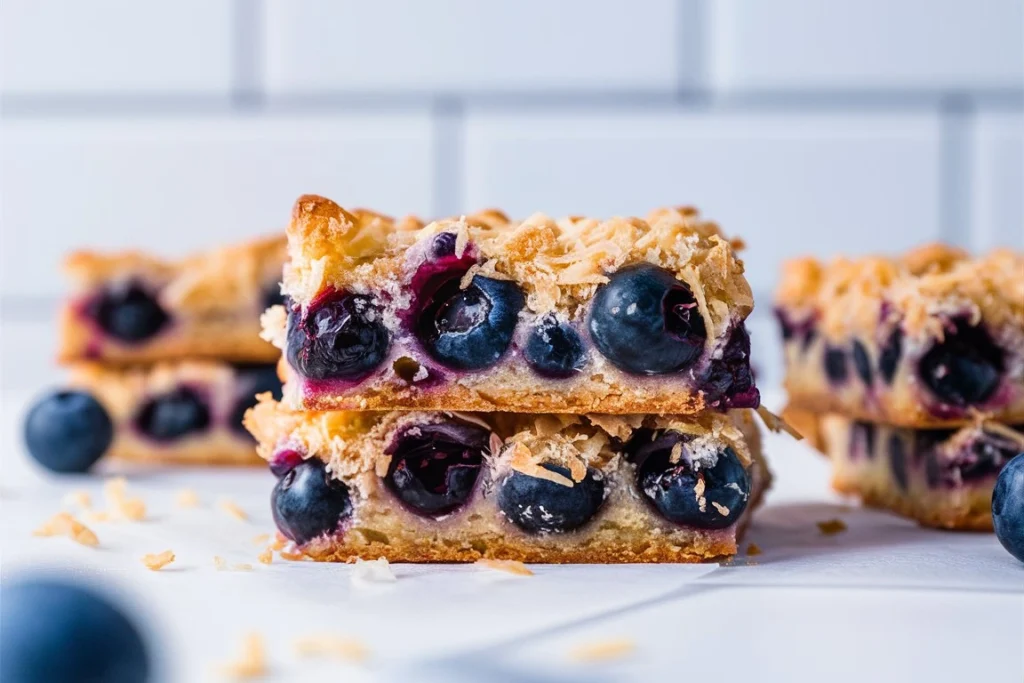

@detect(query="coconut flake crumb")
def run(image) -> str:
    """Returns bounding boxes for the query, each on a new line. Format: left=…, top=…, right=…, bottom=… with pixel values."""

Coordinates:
left=219, top=499, right=249, bottom=521
left=218, top=632, right=267, bottom=679
left=257, top=548, right=273, bottom=565
left=817, top=519, right=848, bottom=535
left=711, top=502, right=731, bottom=517
left=474, top=559, right=534, bottom=576
left=104, top=477, right=146, bottom=522
left=352, top=557, right=397, bottom=584
left=569, top=638, right=636, bottom=662
left=33, top=512, right=99, bottom=547
left=142, top=550, right=175, bottom=571
left=176, top=489, right=201, bottom=508
left=232, top=563, right=254, bottom=572
left=746, top=543, right=762, bottom=556
left=251, top=533, right=271, bottom=545
left=293, top=634, right=369, bottom=662
left=62, top=490, right=92, bottom=509
left=279, top=549, right=306, bottom=562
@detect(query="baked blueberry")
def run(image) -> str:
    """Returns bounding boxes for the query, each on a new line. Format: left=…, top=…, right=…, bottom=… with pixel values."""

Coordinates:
left=850, top=421, right=876, bottom=460
left=134, top=387, right=210, bottom=442
left=823, top=347, right=849, bottom=383
left=523, top=315, right=586, bottom=378
left=888, top=434, right=908, bottom=491
left=383, top=422, right=489, bottom=517
left=272, top=458, right=353, bottom=545
left=852, top=340, right=873, bottom=386
left=993, top=453, right=1024, bottom=563
left=702, top=324, right=759, bottom=408
left=497, top=463, right=605, bottom=534
left=287, top=293, right=390, bottom=381
left=919, top=318, right=1004, bottom=408
left=633, top=432, right=750, bottom=529
left=87, top=282, right=169, bottom=343
left=878, top=327, right=902, bottom=384
left=431, top=232, right=458, bottom=258
left=24, top=390, right=113, bottom=473
left=588, top=264, right=707, bottom=375
left=0, top=578, right=150, bottom=683
left=229, top=364, right=283, bottom=436
left=415, top=275, right=524, bottom=371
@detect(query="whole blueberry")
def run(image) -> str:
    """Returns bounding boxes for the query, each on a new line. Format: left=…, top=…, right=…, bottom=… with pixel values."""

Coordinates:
left=0, top=578, right=150, bottom=683
left=383, top=422, right=489, bottom=517
left=823, top=347, right=849, bottom=383
left=24, top=390, right=113, bottom=473
left=134, top=387, right=210, bottom=442
left=633, top=432, right=750, bottom=529
left=287, top=293, right=391, bottom=381
left=852, top=340, right=873, bottom=386
left=878, top=327, right=903, bottom=385
left=919, top=318, right=1004, bottom=408
left=702, top=324, right=760, bottom=409
left=588, top=264, right=707, bottom=375
left=87, top=282, right=169, bottom=343
left=523, top=315, right=586, bottom=378
left=498, top=463, right=605, bottom=534
left=229, top=364, right=283, bottom=436
left=272, top=458, right=354, bottom=545
left=993, top=453, right=1024, bottom=563
left=416, top=275, right=524, bottom=371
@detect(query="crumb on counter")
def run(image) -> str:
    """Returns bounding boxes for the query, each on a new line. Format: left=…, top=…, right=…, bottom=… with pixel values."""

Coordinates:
left=817, top=519, right=848, bottom=535
left=746, top=543, right=762, bottom=556
left=257, top=548, right=273, bottom=565
left=62, top=490, right=92, bottom=509
left=569, top=638, right=636, bottom=662
left=474, top=559, right=534, bottom=576
left=214, top=556, right=228, bottom=570
left=82, top=510, right=111, bottom=523
left=33, top=512, right=99, bottom=547
left=279, top=549, right=306, bottom=562
left=219, top=499, right=248, bottom=521
left=104, top=477, right=146, bottom=522
left=251, top=533, right=271, bottom=545
left=218, top=632, right=266, bottom=679
left=293, top=634, right=369, bottom=662
left=142, top=550, right=176, bottom=571
left=176, top=489, right=201, bottom=508
left=352, top=557, right=396, bottom=584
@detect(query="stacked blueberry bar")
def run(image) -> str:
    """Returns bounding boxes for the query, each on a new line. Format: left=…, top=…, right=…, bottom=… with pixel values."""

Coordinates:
left=245, top=195, right=770, bottom=563
left=47, top=236, right=287, bottom=466
left=776, top=245, right=1024, bottom=529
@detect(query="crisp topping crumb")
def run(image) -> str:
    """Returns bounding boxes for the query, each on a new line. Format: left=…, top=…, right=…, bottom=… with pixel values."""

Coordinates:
left=62, top=490, right=92, bottom=509
left=693, top=477, right=707, bottom=512
left=218, top=632, right=266, bottom=679
left=214, top=556, right=228, bottom=570
left=669, top=442, right=683, bottom=464
left=474, top=559, right=534, bottom=576
left=746, top=543, right=762, bottom=556
left=569, top=638, right=635, bottom=662
left=142, top=550, right=175, bottom=570
left=817, top=519, right=848, bottom=535
left=214, top=556, right=253, bottom=572
left=352, top=557, right=396, bottom=583
left=251, top=533, right=271, bottom=545
left=271, top=533, right=287, bottom=551
left=257, top=548, right=273, bottom=565
left=104, top=477, right=146, bottom=521
left=219, top=499, right=248, bottom=521
left=711, top=502, right=731, bottom=517
left=33, top=512, right=99, bottom=547
left=176, top=489, right=201, bottom=508
left=279, top=550, right=306, bottom=562
left=293, top=635, right=369, bottom=661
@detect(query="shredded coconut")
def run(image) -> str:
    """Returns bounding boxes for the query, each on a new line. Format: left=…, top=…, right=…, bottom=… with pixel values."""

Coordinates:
left=474, top=559, right=534, bottom=576
left=142, top=550, right=175, bottom=571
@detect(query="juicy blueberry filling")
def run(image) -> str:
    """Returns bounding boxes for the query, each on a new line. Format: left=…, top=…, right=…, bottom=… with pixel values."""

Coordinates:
left=823, top=347, right=849, bottom=384
left=272, top=458, right=354, bottom=545
left=86, top=281, right=170, bottom=343
left=382, top=421, right=490, bottom=517
left=134, top=387, right=210, bottom=442
left=918, top=317, right=1005, bottom=409
left=878, top=327, right=903, bottom=384
left=852, top=340, right=873, bottom=386
left=287, top=292, right=391, bottom=381
left=703, top=324, right=760, bottom=409
left=497, top=463, right=606, bottom=534
left=922, top=426, right=1021, bottom=488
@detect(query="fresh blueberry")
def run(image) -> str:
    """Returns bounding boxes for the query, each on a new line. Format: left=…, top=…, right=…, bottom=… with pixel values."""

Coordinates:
left=852, top=340, right=873, bottom=386
left=272, top=458, right=353, bottom=544
left=287, top=293, right=391, bottom=381
left=262, top=282, right=286, bottom=310
left=919, top=318, right=1004, bottom=408
left=888, top=434, right=908, bottom=491
left=993, top=453, right=1024, bottom=563
left=134, top=387, right=210, bottom=442
left=24, top=390, right=113, bottom=473
left=383, top=422, right=489, bottom=517
left=415, top=275, right=524, bottom=371
left=524, top=315, right=586, bottom=378
left=1, top=578, right=150, bottom=683
left=632, top=431, right=750, bottom=529
left=229, top=364, right=283, bottom=437
left=86, top=282, right=169, bottom=343
left=878, top=327, right=902, bottom=384
left=702, top=324, right=760, bottom=409
left=497, top=463, right=605, bottom=534
left=823, top=346, right=849, bottom=383
left=588, top=264, right=707, bottom=375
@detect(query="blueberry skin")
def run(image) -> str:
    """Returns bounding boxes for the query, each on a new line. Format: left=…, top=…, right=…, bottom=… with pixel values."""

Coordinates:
left=134, top=387, right=210, bottom=442
left=1, top=578, right=150, bottom=683
left=229, top=364, right=283, bottom=436
left=417, top=275, right=525, bottom=371
left=498, top=463, right=605, bottom=534
left=24, top=391, right=113, bottom=473
left=588, top=264, right=707, bottom=375
left=852, top=340, right=873, bottom=386
left=919, top=319, right=1004, bottom=408
left=878, top=327, right=903, bottom=385
left=524, top=315, right=586, bottom=378
left=634, top=433, right=750, bottom=530
left=823, top=347, right=849, bottom=383
left=993, top=453, right=1024, bottom=563
left=287, top=294, right=391, bottom=381
left=87, top=282, right=169, bottom=343
left=272, top=459, right=354, bottom=545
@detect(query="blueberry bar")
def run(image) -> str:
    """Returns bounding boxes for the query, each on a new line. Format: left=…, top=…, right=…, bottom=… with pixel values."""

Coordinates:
left=266, top=196, right=759, bottom=414
left=68, top=361, right=282, bottom=466
left=817, top=413, right=1022, bottom=530
left=776, top=245, right=1024, bottom=427
left=244, top=396, right=770, bottom=563
left=60, top=235, right=286, bottom=364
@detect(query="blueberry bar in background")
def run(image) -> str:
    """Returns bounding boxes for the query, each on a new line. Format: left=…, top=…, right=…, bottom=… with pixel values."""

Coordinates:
left=776, top=245, right=1024, bottom=427
left=266, top=195, right=759, bottom=414
left=60, top=235, right=286, bottom=365
left=245, top=396, right=769, bottom=563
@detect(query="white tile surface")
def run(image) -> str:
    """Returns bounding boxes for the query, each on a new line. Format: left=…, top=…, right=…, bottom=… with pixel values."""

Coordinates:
left=971, top=112, right=1024, bottom=251
left=710, top=0, right=1024, bottom=90
left=0, top=0, right=234, bottom=95
left=463, top=110, right=943, bottom=293
left=0, top=115, right=435, bottom=297
left=263, top=0, right=685, bottom=93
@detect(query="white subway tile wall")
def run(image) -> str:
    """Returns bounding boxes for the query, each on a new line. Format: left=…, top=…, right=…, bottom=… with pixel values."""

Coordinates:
left=1, top=0, right=1021, bottom=388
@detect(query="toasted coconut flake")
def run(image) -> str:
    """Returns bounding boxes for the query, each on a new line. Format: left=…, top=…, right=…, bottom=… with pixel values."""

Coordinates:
left=219, top=499, right=249, bottom=521
left=257, top=548, right=273, bottom=565
left=711, top=502, right=731, bottom=517
left=755, top=405, right=802, bottom=439
left=817, top=519, right=848, bottom=536
left=82, top=511, right=111, bottom=523
left=251, top=533, right=271, bottom=545
left=279, top=549, right=306, bottom=562
left=569, top=638, right=635, bottom=662
left=218, top=632, right=267, bottom=679
left=352, top=557, right=396, bottom=583
left=294, top=634, right=369, bottom=661
left=142, top=550, right=175, bottom=571
left=104, top=477, right=146, bottom=521
left=175, top=489, right=201, bottom=508
left=474, top=559, right=534, bottom=576
left=62, top=490, right=92, bottom=509
left=33, top=512, right=99, bottom=547
left=232, top=563, right=254, bottom=572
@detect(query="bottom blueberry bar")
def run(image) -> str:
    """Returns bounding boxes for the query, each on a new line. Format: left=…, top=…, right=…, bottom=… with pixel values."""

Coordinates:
left=68, top=361, right=281, bottom=466
left=813, top=412, right=1023, bottom=530
left=244, top=398, right=770, bottom=563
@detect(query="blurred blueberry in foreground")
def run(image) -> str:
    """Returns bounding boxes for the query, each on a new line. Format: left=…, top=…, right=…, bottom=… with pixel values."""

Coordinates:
left=992, top=453, right=1024, bottom=563
left=1, top=578, right=151, bottom=683
left=24, top=390, right=113, bottom=473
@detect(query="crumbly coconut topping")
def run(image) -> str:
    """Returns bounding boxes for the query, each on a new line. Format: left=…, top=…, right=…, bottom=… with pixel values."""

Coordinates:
left=33, top=512, right=99, bottom=547
left=776, top=244, right=1024, bottom=340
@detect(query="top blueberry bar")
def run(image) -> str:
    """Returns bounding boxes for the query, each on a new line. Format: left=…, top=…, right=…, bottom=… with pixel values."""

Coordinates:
left=264, top=195, right=759, bottom=415
left=776, top=244, right=1024, bottom=427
